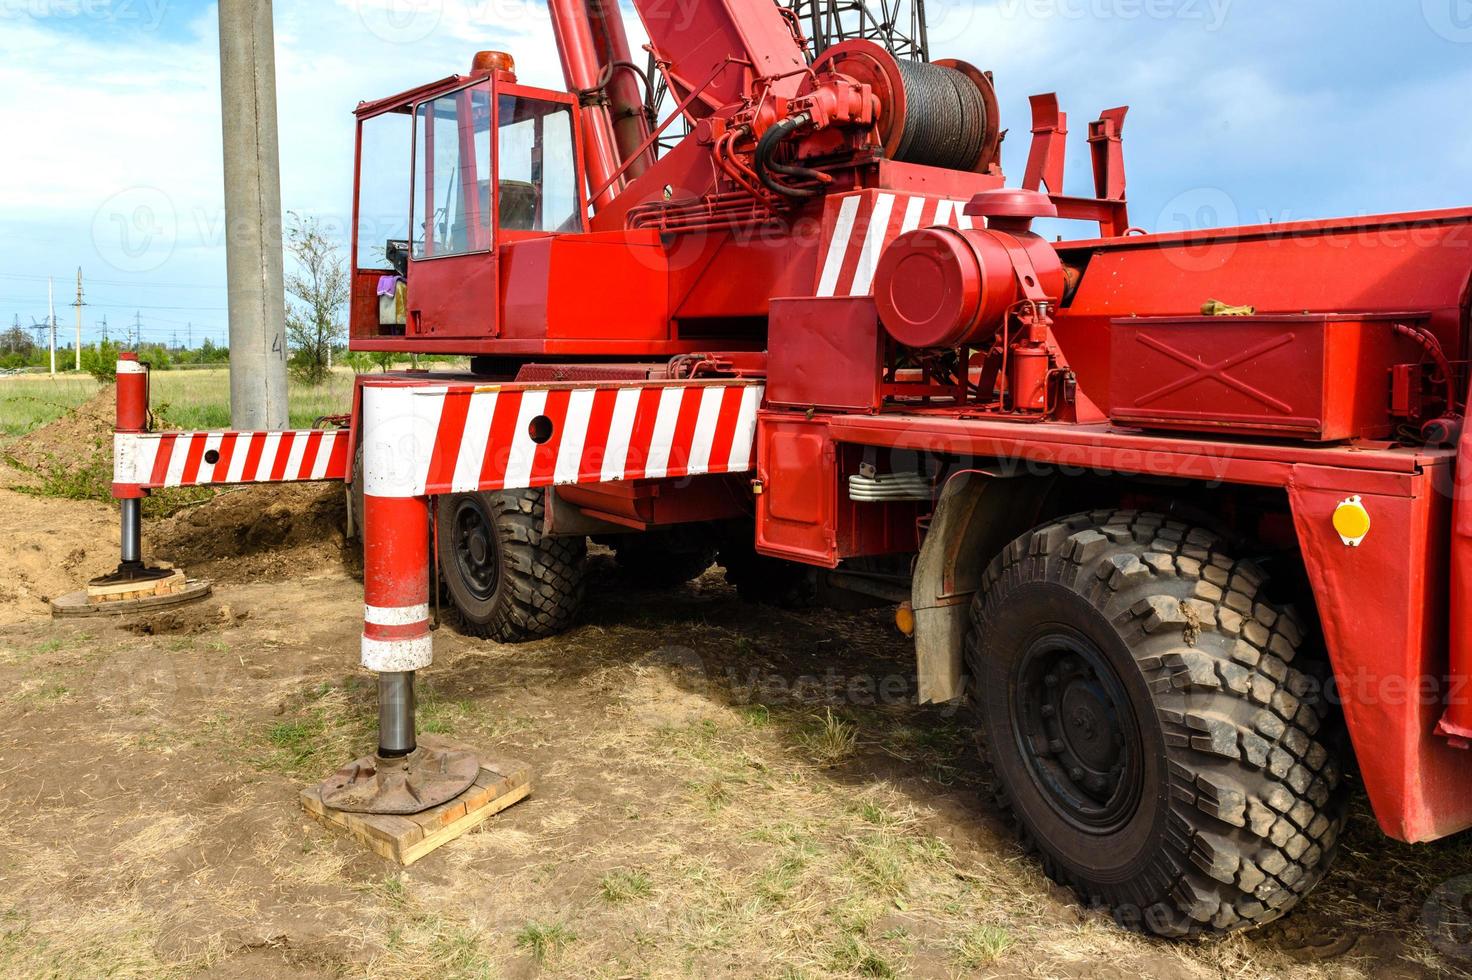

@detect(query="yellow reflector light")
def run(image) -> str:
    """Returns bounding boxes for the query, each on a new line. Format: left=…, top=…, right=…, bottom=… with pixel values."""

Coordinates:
left=895, top=601, right=916, bottom=637
left=1332, top=496, right=1371, bottom=547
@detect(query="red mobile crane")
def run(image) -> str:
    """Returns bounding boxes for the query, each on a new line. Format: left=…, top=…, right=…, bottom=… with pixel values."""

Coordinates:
left=101, top=0, right=1472, bottom=937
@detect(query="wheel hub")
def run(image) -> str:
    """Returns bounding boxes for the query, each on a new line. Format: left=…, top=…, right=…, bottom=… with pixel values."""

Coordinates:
left=1014, top=631, right=1143, bottom=833
left=451, top=498, right=501, bottom=601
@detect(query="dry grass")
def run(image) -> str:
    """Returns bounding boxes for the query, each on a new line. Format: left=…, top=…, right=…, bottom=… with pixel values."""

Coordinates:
left=0, top=530, right=1466, bottom=978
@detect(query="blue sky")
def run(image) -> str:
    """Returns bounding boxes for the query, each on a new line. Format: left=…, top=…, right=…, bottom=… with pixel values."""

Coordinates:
left=2, top=0, right=1470, bottom=347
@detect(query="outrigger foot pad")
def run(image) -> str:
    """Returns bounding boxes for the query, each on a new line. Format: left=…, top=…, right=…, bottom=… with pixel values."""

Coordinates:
left=51, top=563, right=213, bottom=618
left=318, top=742, right=480, bottom=815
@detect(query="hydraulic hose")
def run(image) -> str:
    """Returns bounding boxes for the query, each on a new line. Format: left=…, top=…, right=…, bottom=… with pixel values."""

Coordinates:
left=755, top=113, right=825, bottom=199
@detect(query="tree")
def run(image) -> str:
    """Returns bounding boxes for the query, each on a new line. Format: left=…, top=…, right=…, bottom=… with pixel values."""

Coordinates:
left=82, top=340, right=121, bottom=381
left=284, top=213, right=349, bottom=385
left=1, top=325, right=34, bottom=357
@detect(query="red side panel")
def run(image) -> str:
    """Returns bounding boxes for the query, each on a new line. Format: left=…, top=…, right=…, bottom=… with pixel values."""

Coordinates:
left=406, top=252, right=498, bottom=339
left=767, top=296, right=883, bottom=413
left=756, top=417, right=838, bottom=566
left=500, top=233, right=671, bottom=343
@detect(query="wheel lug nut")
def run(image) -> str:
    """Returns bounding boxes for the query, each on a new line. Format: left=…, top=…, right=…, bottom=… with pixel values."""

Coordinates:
left=1044, top=674, right=1059, bottom=687
left=1041, top=705, right=1055, bottom=718
left=1069, top=767, right=1084, bottom=781
left=1049, top=739, right=1064, bottom=754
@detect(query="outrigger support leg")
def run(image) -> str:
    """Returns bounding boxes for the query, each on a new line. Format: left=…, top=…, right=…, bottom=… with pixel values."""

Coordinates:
left=316, top=452, right=478, bottom=815
left=54, top=353, right=212, bottom=616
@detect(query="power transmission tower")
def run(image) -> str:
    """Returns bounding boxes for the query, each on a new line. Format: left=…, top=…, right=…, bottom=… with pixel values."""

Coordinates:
left=133, top=310, right=142, bottom=351
left=783, top=0, right=929, bottom=60
left=48, top=277, right=56, bottom=376
left=73, top=268, right=84, bottom=371
left=99, top=314, right=108, bottom=347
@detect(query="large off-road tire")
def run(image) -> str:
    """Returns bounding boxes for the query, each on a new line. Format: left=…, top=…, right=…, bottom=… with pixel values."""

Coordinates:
left=436, top=489, right=586, bottom=643
left=611, top=530, right=716, bottom=588
left=967, top=510, right=1345, bottom=937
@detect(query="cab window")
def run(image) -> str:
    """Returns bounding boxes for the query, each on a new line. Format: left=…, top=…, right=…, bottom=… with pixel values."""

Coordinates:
left=497, top=96, right=581, bottom=233
left=412, top=85, right=493, bottom=258
left=355, top=108, right=412, bottom=270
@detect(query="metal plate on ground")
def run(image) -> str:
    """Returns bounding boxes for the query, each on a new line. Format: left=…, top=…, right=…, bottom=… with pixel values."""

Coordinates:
left=50, top=579, right=213, bottom=618
left=319, top=741, right=480, bottom=815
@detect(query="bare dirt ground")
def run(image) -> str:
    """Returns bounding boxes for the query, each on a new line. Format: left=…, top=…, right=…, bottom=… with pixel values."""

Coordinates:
left=2, top=449, right=1471, bottom=976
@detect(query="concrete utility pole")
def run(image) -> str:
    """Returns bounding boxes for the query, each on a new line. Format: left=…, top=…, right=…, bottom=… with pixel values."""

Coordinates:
left=73, top=268, right=84, bottom=371
left=218, top=0, right=289, bottom=430
left=47, top=278, right=56, bottom=376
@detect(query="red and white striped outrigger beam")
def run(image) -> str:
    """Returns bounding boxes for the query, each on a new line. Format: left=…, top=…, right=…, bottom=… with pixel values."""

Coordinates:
left=112, top=379, right=764, bottom=497
left=359, top=379, right=763, bottom=499
left=114, top=428, right=353, bottom=491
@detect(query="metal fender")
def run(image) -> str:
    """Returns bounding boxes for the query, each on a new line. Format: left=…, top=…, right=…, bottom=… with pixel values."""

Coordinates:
left=1287, top=462, right=1471, bottom=843
left=911, top=472, right=1053, bottom=704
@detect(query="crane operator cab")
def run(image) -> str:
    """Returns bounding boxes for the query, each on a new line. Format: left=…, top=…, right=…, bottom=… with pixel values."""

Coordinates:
left=349, top=52, right=587, bottom=348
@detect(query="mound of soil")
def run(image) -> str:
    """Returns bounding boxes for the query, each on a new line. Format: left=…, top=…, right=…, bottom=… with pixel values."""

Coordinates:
left=3, top=385, right=116, bottom=489
left=4, top=386, right=352, bottom=584
left=152, top=483, right=351, bottom=583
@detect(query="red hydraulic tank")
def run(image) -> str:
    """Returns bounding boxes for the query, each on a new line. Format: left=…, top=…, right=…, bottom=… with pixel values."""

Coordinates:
left=872, top=190, right=1064, bottom=349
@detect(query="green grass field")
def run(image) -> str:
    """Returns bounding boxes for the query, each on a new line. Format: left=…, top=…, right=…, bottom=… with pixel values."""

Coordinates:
left=0, top=368, right=359, bottom=437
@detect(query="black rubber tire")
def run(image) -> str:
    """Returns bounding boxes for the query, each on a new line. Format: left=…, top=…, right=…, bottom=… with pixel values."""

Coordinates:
left=348, top=443, right=365, bottom=542
left=437, top=489, right=586, bottom=643
left=967, top=510, right=1345, bottom=937
left=611, top=531, right=716, bottom=588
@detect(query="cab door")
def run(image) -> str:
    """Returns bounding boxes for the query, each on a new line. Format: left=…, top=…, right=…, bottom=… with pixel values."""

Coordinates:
left=407, top=81, right=498, bottom=340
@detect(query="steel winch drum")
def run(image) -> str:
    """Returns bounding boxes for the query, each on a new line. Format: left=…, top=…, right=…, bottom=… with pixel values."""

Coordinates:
left=812, top=40, right=1002, bottom=174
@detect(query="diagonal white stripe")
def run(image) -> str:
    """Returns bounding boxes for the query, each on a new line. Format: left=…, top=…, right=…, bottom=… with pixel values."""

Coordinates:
left=225, top=434, right=250, bottom=483
left=284, top=430, right=310, bottom=480
left=817, top=194, right=862, bottom=298
left=686, top=386, right=726, bottom=475
left=641, top=387, right=687, bottom=480
left=164, top=434, right=193, bottom=488
left=601, top=388, right=641, bottom=482
left=197, top=432, right=224, bottom=484
left=310, top=432, right=339, bottom=480
left=554, top=389, right=595, bottom=485
left=451, top=391, right=498, bottom=493
left=900, top=195, right=927, bottom=235
left=849, top=192, right=897, bottom=296
left=254, top=431, right=283, bottom=483
left=725, top=386, right=762, bottom=472
left=932, top=199, right=953, bottom=226
left=502, top=389, right=547, bottom=490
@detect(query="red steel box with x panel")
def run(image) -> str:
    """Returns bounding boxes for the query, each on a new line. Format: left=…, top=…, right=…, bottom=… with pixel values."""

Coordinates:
left=1108, top=313, right=1422, bottom=441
